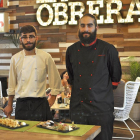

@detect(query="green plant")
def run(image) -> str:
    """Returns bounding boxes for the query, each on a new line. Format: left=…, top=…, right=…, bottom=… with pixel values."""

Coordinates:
left=124, top=57, right=140, bottom=103
left=10, top=33, right=20, bottom=48
left=128, top=57, right=140, bottom=81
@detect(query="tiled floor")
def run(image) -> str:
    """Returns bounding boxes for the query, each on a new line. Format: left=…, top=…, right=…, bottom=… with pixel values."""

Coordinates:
left=113, top=120, right=140, bottom=140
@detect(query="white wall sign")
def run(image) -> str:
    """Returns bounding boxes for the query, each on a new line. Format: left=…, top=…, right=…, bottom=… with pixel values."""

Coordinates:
left=36, top=0, right=140, bottom=26
left=0, top=13, right=9, bottom=32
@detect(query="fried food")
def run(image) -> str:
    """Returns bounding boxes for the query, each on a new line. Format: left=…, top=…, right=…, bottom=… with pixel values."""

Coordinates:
left=0, top=118, right=26, bottom=128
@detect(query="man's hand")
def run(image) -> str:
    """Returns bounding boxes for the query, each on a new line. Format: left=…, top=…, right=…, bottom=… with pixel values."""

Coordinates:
left=48, top=95, right=56, bottom=107
left=3, top=104, right=13, bottom=118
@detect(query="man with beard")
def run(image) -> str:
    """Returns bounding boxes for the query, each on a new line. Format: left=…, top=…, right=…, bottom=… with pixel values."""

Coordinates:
left=4, top=25, right=62, bottom=121
left=66, top=14, right=122, bottom=140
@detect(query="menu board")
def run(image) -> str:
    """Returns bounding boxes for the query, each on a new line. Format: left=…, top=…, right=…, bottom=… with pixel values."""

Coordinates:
left=0, top=13, right=9, bottom=32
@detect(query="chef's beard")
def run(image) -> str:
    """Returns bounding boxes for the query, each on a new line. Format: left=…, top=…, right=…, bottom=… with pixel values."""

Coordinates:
left=22, top=41, right=36, bottom=51
left=78, top=29, right=97, bottom=45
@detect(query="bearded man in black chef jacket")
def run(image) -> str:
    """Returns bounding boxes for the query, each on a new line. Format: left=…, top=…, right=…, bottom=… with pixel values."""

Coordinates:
left=66, top=14, right=122, bottom=140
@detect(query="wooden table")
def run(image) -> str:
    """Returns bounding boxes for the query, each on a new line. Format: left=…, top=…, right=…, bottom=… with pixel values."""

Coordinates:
left=51, top=103, right=69, bottom=110
left=0, top=125, right=101, bottom=140
left=0, top=106, right=101, bottom=140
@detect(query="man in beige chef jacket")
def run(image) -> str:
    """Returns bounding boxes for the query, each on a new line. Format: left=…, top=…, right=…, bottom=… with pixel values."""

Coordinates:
left=4, top=25, right=62, bottom=121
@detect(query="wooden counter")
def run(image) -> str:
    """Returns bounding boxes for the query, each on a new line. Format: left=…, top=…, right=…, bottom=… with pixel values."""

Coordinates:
left=51, top=103, right=69, bottom=110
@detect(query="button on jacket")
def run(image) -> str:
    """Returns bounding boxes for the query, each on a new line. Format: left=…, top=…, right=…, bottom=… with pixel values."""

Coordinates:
left=7, top=48, right=62, bottom=99
left=66, top=39, right=122, bottom=116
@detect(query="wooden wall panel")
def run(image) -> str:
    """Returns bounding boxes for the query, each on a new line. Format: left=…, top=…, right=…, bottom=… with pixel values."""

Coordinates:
left=0, top=0, right=140, bottom=80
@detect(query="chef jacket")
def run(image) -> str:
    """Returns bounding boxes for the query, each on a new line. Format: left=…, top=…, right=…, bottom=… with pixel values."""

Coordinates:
left=66, top=39, right=122, bottom=116
left=7, top=48, right=62, bottom=99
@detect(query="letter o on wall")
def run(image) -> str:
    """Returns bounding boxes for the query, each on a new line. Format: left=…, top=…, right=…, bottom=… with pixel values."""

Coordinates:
left=36, top=4, right=53, bottom=26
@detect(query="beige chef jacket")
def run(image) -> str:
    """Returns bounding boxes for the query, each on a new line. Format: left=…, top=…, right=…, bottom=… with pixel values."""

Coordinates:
left=7, top=48, right=62, bottom=99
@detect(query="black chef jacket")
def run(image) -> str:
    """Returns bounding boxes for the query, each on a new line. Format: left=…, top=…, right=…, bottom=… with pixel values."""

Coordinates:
left=66, top=39, right=122, bottom=116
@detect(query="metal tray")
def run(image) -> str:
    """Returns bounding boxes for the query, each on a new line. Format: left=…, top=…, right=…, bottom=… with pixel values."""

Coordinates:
left=0, top=122, right=29, bottom=130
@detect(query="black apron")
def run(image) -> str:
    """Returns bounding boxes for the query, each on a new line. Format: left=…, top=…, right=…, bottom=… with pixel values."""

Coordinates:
left=15, top=97, right=52, bottom=121
left=70, top=110, right=114, bottom=140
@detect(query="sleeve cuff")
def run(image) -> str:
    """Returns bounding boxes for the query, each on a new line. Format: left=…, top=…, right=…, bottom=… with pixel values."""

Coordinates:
left=51, top=87, right=64, bottom=96
left=7, top=88, right=15, bottom=96
left=112, top=82, right=120, bottom=86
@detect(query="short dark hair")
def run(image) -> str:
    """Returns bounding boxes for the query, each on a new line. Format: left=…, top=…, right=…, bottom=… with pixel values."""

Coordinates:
left=20, top=25, right=37, bottom=36
left=60, top=70, right=70, bottom=84
left=80, top=13, right=97, bottom=27
left=60, top=70, right=67, bottom=80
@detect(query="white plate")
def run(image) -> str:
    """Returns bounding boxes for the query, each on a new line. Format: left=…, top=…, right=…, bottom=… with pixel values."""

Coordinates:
left=59, top=104, right=67, bottom=108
